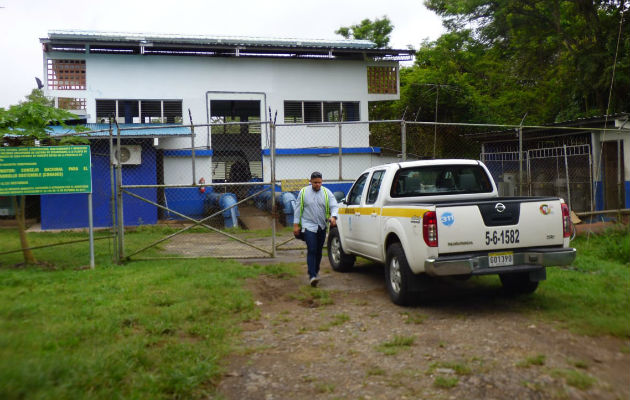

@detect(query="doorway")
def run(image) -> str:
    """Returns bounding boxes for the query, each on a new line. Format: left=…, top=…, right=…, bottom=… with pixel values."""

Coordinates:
left=209, top=100, right=262, bottom=196
left=602, top=141, right=625, bottom=210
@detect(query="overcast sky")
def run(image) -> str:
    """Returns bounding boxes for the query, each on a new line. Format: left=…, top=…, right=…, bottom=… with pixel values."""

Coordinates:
left=0, top=0, right=445, bottom=109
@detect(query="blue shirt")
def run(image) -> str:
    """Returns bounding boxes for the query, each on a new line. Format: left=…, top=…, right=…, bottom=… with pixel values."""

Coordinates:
left=294, top=186, right=339, bottom=233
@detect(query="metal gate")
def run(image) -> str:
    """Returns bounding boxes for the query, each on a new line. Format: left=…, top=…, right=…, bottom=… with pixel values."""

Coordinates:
left=481, top=144, right=593, bottom=212
left=110, top=120, right=282, bottom=262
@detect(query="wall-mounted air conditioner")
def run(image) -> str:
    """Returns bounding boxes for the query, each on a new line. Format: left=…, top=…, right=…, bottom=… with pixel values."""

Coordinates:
left=111, top=145, right=142, bottom=165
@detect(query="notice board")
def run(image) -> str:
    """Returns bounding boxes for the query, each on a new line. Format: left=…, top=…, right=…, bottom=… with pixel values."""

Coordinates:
left=0, top=146, right=92, bottom=196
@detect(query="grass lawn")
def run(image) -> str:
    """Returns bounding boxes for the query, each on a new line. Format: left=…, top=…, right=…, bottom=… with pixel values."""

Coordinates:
left=476, top=224, right=630, bottom=337
left=0, top=224, right=627, bottom=398
left=0, top=227, right=296, bottom=399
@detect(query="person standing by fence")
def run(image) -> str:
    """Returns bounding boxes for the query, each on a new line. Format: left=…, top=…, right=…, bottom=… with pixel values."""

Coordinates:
left=293, top=171, right=339, bottom=287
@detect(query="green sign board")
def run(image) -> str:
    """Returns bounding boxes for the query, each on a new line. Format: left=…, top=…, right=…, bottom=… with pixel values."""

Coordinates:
left=0, top=146, right=92, bottom=196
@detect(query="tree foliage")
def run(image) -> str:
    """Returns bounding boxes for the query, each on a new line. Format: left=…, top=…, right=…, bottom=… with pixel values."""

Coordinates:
left=336, top=16, right=394, bottom=48
left=0, top=90, right=81, bottom=143
left=383, top=1, right=629, bottom=125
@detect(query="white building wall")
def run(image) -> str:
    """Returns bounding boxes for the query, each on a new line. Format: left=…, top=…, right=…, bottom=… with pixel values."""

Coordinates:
left=44, top=51, right=399, bottom=182
left=162, top=157, right=213, bottom=185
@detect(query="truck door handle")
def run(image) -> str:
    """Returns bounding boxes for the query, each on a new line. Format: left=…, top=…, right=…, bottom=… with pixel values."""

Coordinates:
left=355, top=212, right=361, bottom=216
left=371, top=212, right=377, bottom=217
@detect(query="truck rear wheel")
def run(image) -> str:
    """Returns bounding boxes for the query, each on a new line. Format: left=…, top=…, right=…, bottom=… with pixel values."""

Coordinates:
left=499, top=272, right=539, bottom=294
left=385, top=243, right=418, bottom=306
left=327, top=227, right=355, bottom=272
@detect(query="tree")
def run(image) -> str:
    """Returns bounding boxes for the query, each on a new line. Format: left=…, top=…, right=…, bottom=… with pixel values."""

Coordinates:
left=0, top=89, right=81, bottom=264
left=423, top=0, right=629, bottom=121
left=335, top=16, right=394, bottom=48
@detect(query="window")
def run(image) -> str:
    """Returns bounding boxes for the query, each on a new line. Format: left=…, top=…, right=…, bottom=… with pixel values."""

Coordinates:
left=390, top=165, right=493, bottom=197
left=366, top=170, right=385, bottom=204
left=284, top=101, right=303, bottom=123
left=57, top=97, right=86, bottom=110
left=367, top=66, right=397, bottom=94
left=209, top=100, right=261, bottom=135
left=283, top=101, right=360, bottom=123
left=347, top=173, right=368, bottom=205
left=304, top=102, right=322, bottom=123
left=95, top=99, right=183, bottom=123
left=47, top=59, right=86, bottom=90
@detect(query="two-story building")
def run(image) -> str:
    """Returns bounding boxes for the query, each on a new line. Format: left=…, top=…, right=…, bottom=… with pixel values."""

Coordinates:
left=39, top=30, right=412, bottom=229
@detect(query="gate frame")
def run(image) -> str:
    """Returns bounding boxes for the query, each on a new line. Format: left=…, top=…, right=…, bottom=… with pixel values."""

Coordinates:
left=112, top=121, right=278, bottom=263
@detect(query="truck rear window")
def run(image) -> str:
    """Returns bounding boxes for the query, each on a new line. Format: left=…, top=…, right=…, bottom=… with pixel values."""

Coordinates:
left=390, top=165, right=493, bottom=197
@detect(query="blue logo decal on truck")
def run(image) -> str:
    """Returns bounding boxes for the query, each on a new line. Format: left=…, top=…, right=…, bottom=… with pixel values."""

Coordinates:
left=441, top=212, right=455, bottom=226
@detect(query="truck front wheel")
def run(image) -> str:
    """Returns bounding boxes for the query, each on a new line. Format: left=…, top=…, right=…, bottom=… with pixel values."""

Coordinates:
left=499, top=272, right=539, bottom=294
left=327, top=227, right=356, bottom=272
left=385, top=243, right=417, bottom=306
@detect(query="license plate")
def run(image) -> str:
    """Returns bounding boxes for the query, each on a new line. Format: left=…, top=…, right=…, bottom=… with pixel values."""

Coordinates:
left=488, top=251, right=514, bottom=267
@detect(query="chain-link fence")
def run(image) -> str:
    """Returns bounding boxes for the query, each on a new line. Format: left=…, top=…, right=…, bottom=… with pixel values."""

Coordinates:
left=1, top=119, right=606, bottom=265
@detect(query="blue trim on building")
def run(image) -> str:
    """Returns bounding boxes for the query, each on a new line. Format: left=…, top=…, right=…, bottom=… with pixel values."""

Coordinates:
left=261, top=147, right=381, bottom=156
left=594, top=181, right=604, bottom=211
left=625, top=181, right=630, bottom=208
left=163, top=149, right=213, bottom=157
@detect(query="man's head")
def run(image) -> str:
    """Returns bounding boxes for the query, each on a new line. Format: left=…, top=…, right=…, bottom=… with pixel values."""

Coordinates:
left=310, top=171, right=323, bottom=191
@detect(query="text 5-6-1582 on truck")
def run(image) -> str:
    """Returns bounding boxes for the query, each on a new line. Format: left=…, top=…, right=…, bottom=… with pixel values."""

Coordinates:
left=327, top=159, right=576, bottom=306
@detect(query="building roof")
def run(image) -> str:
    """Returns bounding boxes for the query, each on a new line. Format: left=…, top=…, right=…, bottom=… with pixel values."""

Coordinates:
left=41, top=30, right=413, bottom=61
left=48, top=124, right=192, bottom=138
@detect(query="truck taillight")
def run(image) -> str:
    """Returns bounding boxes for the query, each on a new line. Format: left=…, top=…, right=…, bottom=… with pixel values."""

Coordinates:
left=561, top=203, right=571, bottom=238
left=423, top=211, right=438, bottom=247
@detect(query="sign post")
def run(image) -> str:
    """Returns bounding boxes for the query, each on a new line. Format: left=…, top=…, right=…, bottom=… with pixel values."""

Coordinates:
left=0, top=146, right=94, bottom=267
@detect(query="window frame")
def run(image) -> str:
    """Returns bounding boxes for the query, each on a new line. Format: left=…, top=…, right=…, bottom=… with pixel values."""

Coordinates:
left=366, top=170, right=386, bottom=205
left=283, top=101, right=360, bottom=123
left=347, top=172, right=369, bottom=205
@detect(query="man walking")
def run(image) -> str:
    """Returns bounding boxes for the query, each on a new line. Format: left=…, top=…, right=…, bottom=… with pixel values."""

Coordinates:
left=294, top=171, right=339, bottom=287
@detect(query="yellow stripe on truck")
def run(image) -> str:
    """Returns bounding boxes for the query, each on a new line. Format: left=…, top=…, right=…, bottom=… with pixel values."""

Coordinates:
left=338, top=207, right=428, bottom=217
left=381, top=208, right=429, bottom=217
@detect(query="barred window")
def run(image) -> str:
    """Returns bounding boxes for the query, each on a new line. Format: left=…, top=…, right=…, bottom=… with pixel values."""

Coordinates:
left=95, top=99, right=183, bottom=123
left=47, top=59, right=86, bottom=90
left=57, top=97, right=86, bottom=110
left=367, top=66, right=397, bottom=94
left=284, top=101, right=303, bottom=123
left=283, top=101, right=360, bottom=123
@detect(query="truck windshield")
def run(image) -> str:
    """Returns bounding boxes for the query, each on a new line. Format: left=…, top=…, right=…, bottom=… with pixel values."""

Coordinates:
left=390, top=165, right=493, bottom=197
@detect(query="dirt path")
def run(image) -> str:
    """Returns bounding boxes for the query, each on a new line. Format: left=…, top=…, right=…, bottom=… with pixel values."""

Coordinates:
left=216, top=255, right=630, bottom=400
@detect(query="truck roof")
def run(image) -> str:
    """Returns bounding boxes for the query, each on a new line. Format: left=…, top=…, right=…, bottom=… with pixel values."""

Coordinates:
left=368, top=159, right=482, bottom=171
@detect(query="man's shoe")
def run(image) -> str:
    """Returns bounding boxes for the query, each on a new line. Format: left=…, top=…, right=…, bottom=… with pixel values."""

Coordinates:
left=309, top=276, right=319, bottom=287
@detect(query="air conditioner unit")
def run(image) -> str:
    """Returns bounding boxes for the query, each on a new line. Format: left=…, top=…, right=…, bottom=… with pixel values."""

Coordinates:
left=111, top=145, right=142, bottom=165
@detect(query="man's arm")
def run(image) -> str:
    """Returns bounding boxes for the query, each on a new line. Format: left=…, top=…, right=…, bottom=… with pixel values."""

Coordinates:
left=327, top=188, right=339, bottom=227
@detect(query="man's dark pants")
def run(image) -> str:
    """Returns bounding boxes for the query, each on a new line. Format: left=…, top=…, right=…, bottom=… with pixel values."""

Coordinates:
left=304, top=226, right=327, bottom=279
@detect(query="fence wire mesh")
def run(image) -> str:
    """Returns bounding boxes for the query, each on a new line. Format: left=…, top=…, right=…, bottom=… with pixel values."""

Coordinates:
left=0, top=119, right=611, bottom=265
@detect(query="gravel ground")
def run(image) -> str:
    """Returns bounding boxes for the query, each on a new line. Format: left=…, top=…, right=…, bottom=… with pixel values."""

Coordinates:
left=215, top=253, right=630, bottom=400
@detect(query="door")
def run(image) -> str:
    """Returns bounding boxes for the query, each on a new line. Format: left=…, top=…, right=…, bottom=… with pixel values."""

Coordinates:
left=342, top=172, right=368, bottom=252
left=355, top=170, right=386, bottom=258
left=602, top=141, right=625, bottom=210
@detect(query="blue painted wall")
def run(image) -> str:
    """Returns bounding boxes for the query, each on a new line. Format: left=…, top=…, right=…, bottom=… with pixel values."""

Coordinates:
left=40, top=140, right=157, bottom=229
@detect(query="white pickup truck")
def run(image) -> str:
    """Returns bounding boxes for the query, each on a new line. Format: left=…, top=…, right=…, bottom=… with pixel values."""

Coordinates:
left=327, top=159, right=576, bottom=305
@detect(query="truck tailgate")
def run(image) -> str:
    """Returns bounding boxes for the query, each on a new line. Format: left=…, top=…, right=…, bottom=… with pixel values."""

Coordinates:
left=435, top=199, right=565, bottom=254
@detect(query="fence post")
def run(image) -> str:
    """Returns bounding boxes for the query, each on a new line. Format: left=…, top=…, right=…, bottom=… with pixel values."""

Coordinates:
left=518, top=126, right=523, bottom=196
left=189, top=109, right=196, bottom=185
left=108, top=124, right=118, bottom=264
left=338, top=123, right=343, bottom=180
left=115, top=122, right=125, bottom=263
left=401, top=120, right=407, bottom=161
left=563, top=144, right=571, bottom=210
left=270, top=121, right=277, bottom=258
left=88, top=192, right=94, bottom=269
